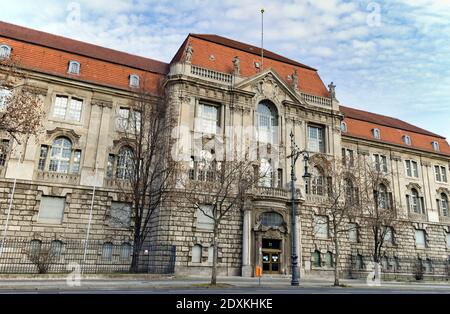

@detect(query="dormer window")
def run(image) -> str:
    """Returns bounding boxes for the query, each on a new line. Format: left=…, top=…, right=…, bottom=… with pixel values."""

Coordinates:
left=372, top=128, right=381, bottom=139
left=402, top=135, right=411, bottom=145
left=129, top=74, right=140, bottom=88
left=340, top=121, right=347, bottom=132
left=0, top=44, right=11, bottom=59
left=432, top=141, right=440, bottom=152
left=68, top=61, right=80, bottom=74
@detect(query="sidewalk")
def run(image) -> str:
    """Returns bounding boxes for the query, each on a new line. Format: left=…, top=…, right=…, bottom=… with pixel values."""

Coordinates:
left=0, top=274, right=449, bottom=291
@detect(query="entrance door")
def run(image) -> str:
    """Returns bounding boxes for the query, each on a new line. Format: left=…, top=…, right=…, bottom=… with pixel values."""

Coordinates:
left=261, top=239, right=281, bottom=274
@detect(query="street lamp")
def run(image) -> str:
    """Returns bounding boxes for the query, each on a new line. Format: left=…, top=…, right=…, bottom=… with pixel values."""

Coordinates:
left=288, top=130, right=310, bottom=286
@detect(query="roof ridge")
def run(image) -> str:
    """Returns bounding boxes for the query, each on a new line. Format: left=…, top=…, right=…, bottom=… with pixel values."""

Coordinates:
left=190, top=33, right=317, bottom=71
left=340, top=105, right=444, bottom=139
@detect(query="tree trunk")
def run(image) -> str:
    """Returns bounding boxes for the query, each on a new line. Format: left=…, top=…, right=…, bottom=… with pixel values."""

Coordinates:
left=333, top=233, right=340, bottom=286
left=130, top=224, right=142, bottom=273
left=211, top=226, right=218, bottom=285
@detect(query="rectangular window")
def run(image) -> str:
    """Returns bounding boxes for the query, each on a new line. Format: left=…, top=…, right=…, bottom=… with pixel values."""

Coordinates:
left=0, top=88, right=11, bottom=110
left=405, top=160, right=418, bottom=177
left=348, top=223, right=358, bottom=242
left=0, top=139, right=10, bottom=167
left=53, top=95, right=83, bottom=121
left=132, top=110, right=141, bottom=133
left=435, top=165, right=441, bottom=181
left=342, top=148, right=354, bottom=166
left=277, top=169, right=283, bottom=189
left=107, top=154, right=115, bottom=177
left=435, top=166, right=447, bottom=183
left=196, top=205, right=214, bottom=230
left=38, top=145, right=48, bottom=170
left=71, top=150, right=81, bottom=174
left=117, top=107, right=130, bottom=129
left=314, top=215, right=328, bottom=238
left=308, top=125, right=325, bottom=153
left=383, top=226, right=394, bottom=245
left=197, top=103, right=219, bottom=134
left=38, top=196, right=65, bottom=224
left=110, top=202, right=131, bottom=228
left=415, top=229, right=426, bottom=248
left=447, top=232, right=450, bottom=249
left=374, top=154, right=388, bottom=173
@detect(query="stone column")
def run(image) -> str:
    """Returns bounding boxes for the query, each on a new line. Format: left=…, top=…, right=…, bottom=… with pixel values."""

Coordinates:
left=241, top=209, right=252, bottom=277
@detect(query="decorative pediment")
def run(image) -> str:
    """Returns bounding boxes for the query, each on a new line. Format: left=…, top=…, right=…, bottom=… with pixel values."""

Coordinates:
left=234, top=68, right=303, bottom=105
left=46, top=127, right=81, bottom=144
left=437, top=187, right=450, bottom=196
left=406, top=182, right=422, bottom=192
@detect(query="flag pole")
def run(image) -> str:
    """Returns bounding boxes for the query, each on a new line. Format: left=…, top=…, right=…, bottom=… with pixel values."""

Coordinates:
left=261, top=8, right=265, bottom=70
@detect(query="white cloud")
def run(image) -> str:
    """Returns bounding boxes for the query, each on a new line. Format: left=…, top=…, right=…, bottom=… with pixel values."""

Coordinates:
left=0, top=0, right=449, bottom=139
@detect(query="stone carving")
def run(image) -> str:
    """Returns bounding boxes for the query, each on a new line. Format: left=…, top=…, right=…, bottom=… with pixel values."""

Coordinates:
left=328, top=81, right=336, bottom=99
left=291, top=69, right=299, bottom=92
left=253, top=73, right=283, bottom=102
left=184, top=43, right=194, bottom=63
left=232, top=56, right=240, bottom=76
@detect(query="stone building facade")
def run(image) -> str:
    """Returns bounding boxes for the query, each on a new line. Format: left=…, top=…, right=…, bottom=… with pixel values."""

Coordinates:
left=0, top=21, right=449, bottom=277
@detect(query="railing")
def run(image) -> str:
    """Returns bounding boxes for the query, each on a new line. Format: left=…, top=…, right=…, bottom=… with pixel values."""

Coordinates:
left=301, top=92, right=332, bottom=107
left=255, top=186, right=288, bottom=199
left=347, top=255, right=450, bottom=281
left=0, top=238, right=176, bottom=274
left=35, top=171, right=80, bottom=185
left=305, top=194, right=329, bottom=204
left=191, top=65, right=233, bottom=84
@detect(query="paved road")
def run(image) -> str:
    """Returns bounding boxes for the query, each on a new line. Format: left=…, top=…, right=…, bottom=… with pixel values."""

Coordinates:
left=1, top=276, right=449, bottom=294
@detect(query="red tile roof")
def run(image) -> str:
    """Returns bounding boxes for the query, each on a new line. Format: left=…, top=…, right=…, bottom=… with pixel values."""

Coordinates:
left=341, top=106, right=450, bottom=156
left=0, top=20, right=169, bottom=74
left=189, top=34, right=316, bottom=71
left=340, top=105, right=443, bottom=138
left=171, top=34, right=330, bottom=98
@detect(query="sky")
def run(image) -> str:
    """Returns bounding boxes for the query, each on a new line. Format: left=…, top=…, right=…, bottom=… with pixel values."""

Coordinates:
left=1, top=0, right=449, bottom=139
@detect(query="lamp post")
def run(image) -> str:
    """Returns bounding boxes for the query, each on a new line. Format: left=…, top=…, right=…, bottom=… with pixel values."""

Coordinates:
left=288, top=130, right=310, bottom=286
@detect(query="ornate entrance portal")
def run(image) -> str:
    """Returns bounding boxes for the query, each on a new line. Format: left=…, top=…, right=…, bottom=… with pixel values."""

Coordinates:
left=262, top=239, right=281, bottom=273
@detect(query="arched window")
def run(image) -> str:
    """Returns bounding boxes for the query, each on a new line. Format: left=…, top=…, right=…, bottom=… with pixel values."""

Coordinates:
left=432, top=141, right=440, bottom=152
left=324, top=252, right=333, bottom=267
left=307, top=166, right=327, bottom=196
left=50, top=240, right=63, bottom=259
left=340, top=121, right=347, bottom=132
left=68, top=61, right=80, bottom=74
left=0, top=44, right=11, bottom=58
left=129, top=74, right=140, bottom=88
left=116, top=146, right=134, bottom=180
left=29, top=239, right=41, bottom=259
left=440, top=193, right=449, bottom=216
left=311, top=250, right=321, bottom=267
left=208, top=245, right=214, bottom=263
left=102, top=242, right=113, bottom=261
left=261, top=212, right=284, bottom=227
left=402, top=135, right=411, bottom=145
left=372, top=128, right=381, bottom=139
left=256, top=101, right=278, bottom=144
left=377, top=184, right=388, bottom=209
left=49, top=137, right=72, bottom=173
left=120, top=243, right=132, bottom=261
left=355, top=254, right=364, bottom=270
left=191, top=244, right=202, bottom=263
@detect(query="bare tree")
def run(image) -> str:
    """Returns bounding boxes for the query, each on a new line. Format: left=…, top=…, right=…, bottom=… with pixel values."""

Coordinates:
left=358, top=155, right=403, bottom=280
left=309, top=153, right=361, bottom=286
left=115, top=79, right=177, bottom=272
left=0, top=57, right=44, bottom=143
left=181, top=151, right=259, bottom=285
